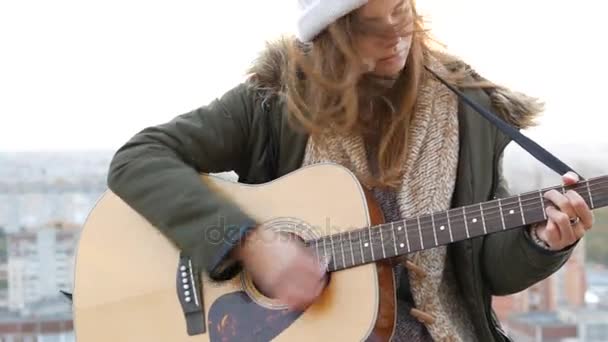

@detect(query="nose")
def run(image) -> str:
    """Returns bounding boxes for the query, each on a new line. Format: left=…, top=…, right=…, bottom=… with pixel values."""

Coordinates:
left=383, top=35, right=402, bottom=51
left=380, top=20, right=405, bottom=48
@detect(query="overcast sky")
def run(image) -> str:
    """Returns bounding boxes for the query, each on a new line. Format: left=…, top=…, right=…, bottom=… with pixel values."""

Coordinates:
left=1, top=0, right=607, bottom=152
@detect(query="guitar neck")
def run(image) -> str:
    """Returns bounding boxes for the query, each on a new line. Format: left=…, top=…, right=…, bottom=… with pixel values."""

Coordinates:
left=308, top=175, right=608, bottom=272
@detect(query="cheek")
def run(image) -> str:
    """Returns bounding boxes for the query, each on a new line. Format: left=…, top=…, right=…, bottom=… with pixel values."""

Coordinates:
left=400, top=36, right=413, bottom=56
left=356, top=39, right=379, bottom=59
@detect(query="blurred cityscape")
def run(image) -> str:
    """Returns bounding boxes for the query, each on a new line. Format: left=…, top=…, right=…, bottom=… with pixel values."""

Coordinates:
left=0, top=145, right=606, bottom=341
left=0, top=151, right=109, bottom=342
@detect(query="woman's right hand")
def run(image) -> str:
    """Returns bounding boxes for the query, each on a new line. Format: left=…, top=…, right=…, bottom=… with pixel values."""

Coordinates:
left=234, top=227, right=328, bottom=311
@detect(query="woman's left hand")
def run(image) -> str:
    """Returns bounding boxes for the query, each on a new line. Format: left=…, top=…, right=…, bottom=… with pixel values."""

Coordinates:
left=532, top=172, right=594, bottom=251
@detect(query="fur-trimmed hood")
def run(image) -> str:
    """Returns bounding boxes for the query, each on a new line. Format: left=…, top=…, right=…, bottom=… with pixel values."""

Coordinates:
left=245, top=37, right=543, bottom=130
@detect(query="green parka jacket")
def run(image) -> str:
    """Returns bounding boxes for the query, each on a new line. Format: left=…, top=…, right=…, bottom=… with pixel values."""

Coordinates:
left=107, top=39, right=574, bottom=341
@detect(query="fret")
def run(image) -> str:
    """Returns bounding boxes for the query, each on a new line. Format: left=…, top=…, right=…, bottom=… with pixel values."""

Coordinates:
left=404, top=221, right=411, bottom=251
left=521, top=192, right=546, bottom=224
left=419, top=215, right=438, bottom=248
left=379, top=225, right=387, bottom=259
left=479, top=203, right=487, bottom=234
left=405, top=219, right=418, bottom=252
left=462, top=207, right=470, bottom=239
left=329, top=233, right=339, bottom=269
left=481, top=200, right=503, bottom=235
left=448, top=209, right=467, bottom=242
left=465, top=205, right=484, bottom=237
left=323, top=236, right=331, bottom=270
left=501, top=196, right=524, bottom=228
left=498, top=198, right=506, bottom=230
left=434, top=212, right=451, bottom=245
left=360, top=228, right=373, bottom=262
left=396, top=221, right=411, bottom=253
left=417, top=216, right=425, bottom=250
left=405, top=218, right=422, bottom=252
left=391, top=223, right=398, bottom=255
left=518, top=194, right=526, bottom=224
left=379, top=223, right=398, bottom=258
left=348, top=231, right=355, bottom=266
left=587, top=181, right=595, bottom=209
left=358, top=230, right=366, bottom=264
left=395, top=221, right=410, bottom=251
left=315, top=238, right=321, bottom=263
left=339, top=232, right=346, bottom=268
left=539, top=190, right=548, bottom=220
left=431, top=213, right=438, bottom=246
left=446, top=211, right=454, bottom=242
left=368, top=227, right=375, bottom=260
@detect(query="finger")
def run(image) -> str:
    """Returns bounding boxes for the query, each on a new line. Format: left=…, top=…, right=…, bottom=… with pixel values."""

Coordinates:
left=562, top=171, right=580, bottom=185
left=285, top=295, right=307, bottom=311
left=572, top=222, right=586, bottom=241
left=285, top=280, right=320, bottom=311
left=536, top=221, right=560, bottom=249
left=312, top=275, right=327, bottom=299
left=292, top=260, right=321, bottom=284
left=565, top=190, right=594, bottom=229
left=282, top=282, right=309, bottom=310
left=304, top=253, right=329, bottom=279
left=546, top=205, right=575, bottom=246
left=544, top=190, right=576, bottom=219
left=295, top=265, right=327, bottom=305
left=286, top=263, right=322, bottom=289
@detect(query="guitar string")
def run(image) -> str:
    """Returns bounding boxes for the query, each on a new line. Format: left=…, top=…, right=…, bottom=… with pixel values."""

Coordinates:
left=308, top=179, right=608, bottom=249
left=315, top=183, right=605, bottom=271
left=305, top=181, right=608, bottom=257
left=308, top=178, right=608, bottom=248
left=314, top=197, right=607, bottom=271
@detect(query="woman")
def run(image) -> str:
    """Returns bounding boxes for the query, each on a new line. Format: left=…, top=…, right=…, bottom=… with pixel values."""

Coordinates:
left=107, top=0, right=594, bottom=340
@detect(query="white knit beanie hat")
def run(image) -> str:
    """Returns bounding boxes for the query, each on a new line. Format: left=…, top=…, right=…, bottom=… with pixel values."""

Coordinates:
left=296, top=0, right=368, bottom=42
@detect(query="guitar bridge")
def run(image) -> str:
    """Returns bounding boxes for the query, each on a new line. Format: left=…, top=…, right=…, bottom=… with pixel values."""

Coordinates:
left=176, top=253, right=206, bottom=335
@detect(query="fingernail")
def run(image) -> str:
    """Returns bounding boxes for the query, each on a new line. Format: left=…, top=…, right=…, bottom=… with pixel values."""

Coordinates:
left=564, top=172, right=579, bottom=181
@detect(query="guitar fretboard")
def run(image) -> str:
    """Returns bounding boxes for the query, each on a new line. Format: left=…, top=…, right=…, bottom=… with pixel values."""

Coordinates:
left=307, top=175, right=608, bottom=272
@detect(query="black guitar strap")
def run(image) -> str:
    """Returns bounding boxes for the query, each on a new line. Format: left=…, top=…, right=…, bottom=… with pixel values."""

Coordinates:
left=425, top=66, right=584, bottom=180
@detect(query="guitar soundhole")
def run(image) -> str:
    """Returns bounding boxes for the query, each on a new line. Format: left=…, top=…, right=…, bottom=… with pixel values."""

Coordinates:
left=243, top=232, right=307, bottom=305
left=251, top=279, right=275, bottom=300
left=239, top=221, right=324, bottom=310
left=249, top=232, right=331, bottom=301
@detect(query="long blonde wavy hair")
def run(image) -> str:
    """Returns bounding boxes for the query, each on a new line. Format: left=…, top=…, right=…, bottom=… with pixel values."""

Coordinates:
left=284, top=0, right=455, bottom=189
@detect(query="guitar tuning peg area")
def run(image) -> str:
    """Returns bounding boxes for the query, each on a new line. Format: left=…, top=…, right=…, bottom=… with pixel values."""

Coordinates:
left=179, top=263, right=193, bottom=302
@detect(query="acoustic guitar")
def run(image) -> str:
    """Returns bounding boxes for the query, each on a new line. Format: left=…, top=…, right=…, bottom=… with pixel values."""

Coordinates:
left=72, top=163, right=607, bottom=341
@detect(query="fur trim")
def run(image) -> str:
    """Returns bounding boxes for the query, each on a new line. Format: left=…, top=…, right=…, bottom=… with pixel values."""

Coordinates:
left=246, top=37, right=292, bottom=100
left=488, top=87, right=543, bottom=130
left=245, top=36, right=543, bottom=130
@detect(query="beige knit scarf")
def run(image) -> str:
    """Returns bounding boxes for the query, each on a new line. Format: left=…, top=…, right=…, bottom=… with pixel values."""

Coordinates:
left=301, top=58, right=476, bottom=341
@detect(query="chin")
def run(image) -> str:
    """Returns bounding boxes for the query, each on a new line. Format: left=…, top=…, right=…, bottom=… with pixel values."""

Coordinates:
left=372, top=59, right=407, bottom=79
left=372, top=66, right=405, bottom=79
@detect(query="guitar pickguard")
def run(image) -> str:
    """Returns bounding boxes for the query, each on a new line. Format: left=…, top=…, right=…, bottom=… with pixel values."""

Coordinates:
left=208, top=291, right=302, bottom=342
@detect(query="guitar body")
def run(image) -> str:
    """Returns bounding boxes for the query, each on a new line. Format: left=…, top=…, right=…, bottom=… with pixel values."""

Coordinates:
left=73, top=164, right=396, bottom=341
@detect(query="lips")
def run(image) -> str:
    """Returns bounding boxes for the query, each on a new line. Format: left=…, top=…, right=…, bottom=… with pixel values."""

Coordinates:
left=379, top=49, right=407, bottom=63
left=380, top=40, right=409, bottom=61
left=380, top=51, right=405, bottom=62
